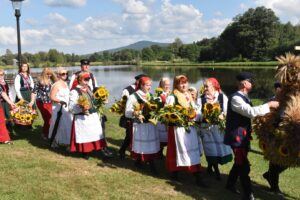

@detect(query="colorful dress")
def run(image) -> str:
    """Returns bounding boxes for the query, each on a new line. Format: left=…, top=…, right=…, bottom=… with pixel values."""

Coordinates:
left=0, top=87, right=11, bottom=143
left=48, top=82, right=72, bottom=147
left=156, top=91, right=169, bottom=144
left=0, top=82, right=11, bottom=122
left=199, top=91, right=233, bottom=165
left=165, top=91, right=203, bottom=173
left=33, top=82, right=52, bottom=137
left=69, top=85, right=106, bottom=153
left=125, top=90, right=160, bottom=161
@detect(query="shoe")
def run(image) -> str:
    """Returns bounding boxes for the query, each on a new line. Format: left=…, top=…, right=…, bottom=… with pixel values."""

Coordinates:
left=226, top=185, right=241, bottom=195
left=148, top=161, right=158, bottom=175
left=82, top=153, right=90, bottom=160
left=207, top=165, right=213, bottom=174
left=101, top=147, right=114, bottom=158
left=242, top=193, right=255, bottom=200
left=134, top=160, right=143, bottom=169
left=118, top=149, right=125, bottom=160
left=170, top=172, right=179, bottom=181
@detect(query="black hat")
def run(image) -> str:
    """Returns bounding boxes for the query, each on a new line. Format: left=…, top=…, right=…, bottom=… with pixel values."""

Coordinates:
left=80, top=59, right=90, bottom=65
left=274, top=81, right=282, bottom=89
left=236, top=72, right=254, bottom=83
left=134, top=74, right=148, bottom=80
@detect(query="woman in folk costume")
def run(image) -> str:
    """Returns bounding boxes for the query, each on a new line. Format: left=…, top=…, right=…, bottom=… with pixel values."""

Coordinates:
left=49, top=67, right=72, bottom=147
left=0, top=69, right=14, bottom=127
left=14, top=62, right=35, bottom=106
left=32, top=68, right=57, bottom=139
left=125, top=76, right=160, bottom=172
left=156, top=77, right=171, bottom=157
left=69, top=72, right=106, bottom=159
left=165, top=75, right=208, bottom=187
left=198, top=78, right=233, bottom=180
left=0, top=85, right=15, bottom=144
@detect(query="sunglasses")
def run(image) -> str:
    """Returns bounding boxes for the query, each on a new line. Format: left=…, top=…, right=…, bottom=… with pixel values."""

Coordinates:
left=59, top=72, right=68, bottom=76
left=83, top=78, right=90, bottom=81
left=0, top=74, right=4, bottom=76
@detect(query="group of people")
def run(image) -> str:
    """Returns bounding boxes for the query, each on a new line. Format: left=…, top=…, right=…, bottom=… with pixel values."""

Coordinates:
left=0, top=60, right=284, bottom=200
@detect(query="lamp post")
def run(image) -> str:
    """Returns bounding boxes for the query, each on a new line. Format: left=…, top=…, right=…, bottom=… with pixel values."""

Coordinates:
left=11, top=0, right=24, bottom=67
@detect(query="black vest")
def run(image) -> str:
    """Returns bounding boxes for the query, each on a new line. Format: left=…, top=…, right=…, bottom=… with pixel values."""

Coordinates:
left=224, top=92, right=252, bottom=147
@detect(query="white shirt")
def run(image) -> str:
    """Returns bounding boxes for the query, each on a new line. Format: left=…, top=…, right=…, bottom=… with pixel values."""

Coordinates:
left=121, top=84, right=136, bottom=98
left=231, top=91, right=270, bottom=118
left=14, top=74, right=34, bottom=100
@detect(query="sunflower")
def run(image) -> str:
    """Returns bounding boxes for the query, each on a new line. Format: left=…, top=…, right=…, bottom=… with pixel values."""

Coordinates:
left=15, top=113, right=21, bottom=119
left=212, top=105, right=221, bottom=113
left=169, top=113, right=180, bottom=123
left=155, top=87, right=164, bottom=96
left=93, top=86, right=109, bottom=101
left=204, top=103, right=213, bottom=111
left=187, top=108, right=196, bottom=119
left=279, top=145, right=289, bottom=157
left=20, top=115, right=25, bottom=121
left=175, top=105, right=183, bottom=111
left=77, top=95, right=90, bottom=108
left=25, top=114, right=33, bottom=122
left=148, top=103, right=158, bottom=111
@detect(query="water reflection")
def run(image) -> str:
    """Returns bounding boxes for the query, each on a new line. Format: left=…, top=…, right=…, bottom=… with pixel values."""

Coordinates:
left=5, top=66, right=276, bottom=105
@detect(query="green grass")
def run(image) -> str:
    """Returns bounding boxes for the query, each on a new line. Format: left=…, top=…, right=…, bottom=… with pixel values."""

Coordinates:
left=0, top=111, right=299, bottom=200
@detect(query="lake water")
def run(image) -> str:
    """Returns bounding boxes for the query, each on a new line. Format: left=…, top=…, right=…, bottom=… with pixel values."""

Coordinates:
left=5, top=65, right=277, bottom=105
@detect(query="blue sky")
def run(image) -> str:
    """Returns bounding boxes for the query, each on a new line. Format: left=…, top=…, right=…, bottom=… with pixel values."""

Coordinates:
left=0, top=0, right=299, bottom=55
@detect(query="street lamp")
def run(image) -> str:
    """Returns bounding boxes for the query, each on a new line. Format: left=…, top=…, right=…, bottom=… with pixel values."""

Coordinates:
left=11, top=0, right=24, bottom=67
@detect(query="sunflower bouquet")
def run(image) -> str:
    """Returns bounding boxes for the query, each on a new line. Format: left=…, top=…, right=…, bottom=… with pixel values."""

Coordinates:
left=109, top=95, right=127, bottom=115
left=10, top=100, right=38, bottom=125
left=149, top=104, right=197, bottom=131
left=93, top=86, right=109, bottom=114
left=77, top=95, right=91, bottom=115
left=202, top=102, right=225, bottom=130
left=155, top=87, right=164, bottom=97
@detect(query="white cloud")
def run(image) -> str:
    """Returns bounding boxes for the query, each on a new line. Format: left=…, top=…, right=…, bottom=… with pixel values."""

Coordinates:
left=254, top=0, right=300, bottom=24
left=113, top=0, right=148, bottom=14
left=47, top=13, right=68, bottom=24
left=44, top=0, right=86, bottom=7
left=0, top=27, right=16, bottom=45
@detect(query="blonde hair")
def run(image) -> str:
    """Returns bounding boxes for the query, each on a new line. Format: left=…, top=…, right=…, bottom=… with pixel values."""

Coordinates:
left=56, top=67, right=67, bottom=75
left=159, top=77, right=170, bottom=88
left=38, top=67, right=57, bottom=85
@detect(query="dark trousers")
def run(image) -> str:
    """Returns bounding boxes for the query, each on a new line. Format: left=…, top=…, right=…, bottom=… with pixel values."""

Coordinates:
left=264, top=162, right=287, bottom=191
left=119, top=126, right=130, bottom=153
left=226, top=147, right=252, bottom=196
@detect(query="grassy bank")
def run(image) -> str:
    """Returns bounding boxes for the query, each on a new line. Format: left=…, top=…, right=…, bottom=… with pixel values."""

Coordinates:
left=0, top=110, right=299, bottom=200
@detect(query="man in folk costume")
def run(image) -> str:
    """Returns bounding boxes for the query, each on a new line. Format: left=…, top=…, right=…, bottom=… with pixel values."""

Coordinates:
left=125, top=76, right=160, bottom=173
left=69, top=72, right=107, bottom=159
left=199, top=78, right=233, bottom=180
left=118, top=74, right=148, bottom=159
left=165, top=75, right=208, bottom=188
left=69, top=59, right=97, bottom=91
left=224, top=72, right=279, bottom=200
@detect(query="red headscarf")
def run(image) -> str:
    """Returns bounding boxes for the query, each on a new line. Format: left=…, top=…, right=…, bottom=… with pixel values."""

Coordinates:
left=136, top=76, right=152, bottom=91
left=207, top=77, right=221, bottom=92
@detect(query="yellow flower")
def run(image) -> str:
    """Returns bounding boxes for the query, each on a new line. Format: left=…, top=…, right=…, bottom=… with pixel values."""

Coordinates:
left=148, top=103, right=158, bottom=111
left=26, top=114, right=33, bottom=122
left=15, top=113, right=20, bottom=119
left=175, top=105, right=183, bottom=111
left=20, top=115, right=25, bottom=121
left=187, top=108, right=196, bottom=119
left=94, top=86, right=109, bottom=100
left=278, top=145, right=289, bottom=157
left=204, top=103, right=214, bottom=113
left=212, top=105, right=221, bottom=113
left=169, top=113, right=180, bottom=123
left=78, top=95, right=90, bottom=108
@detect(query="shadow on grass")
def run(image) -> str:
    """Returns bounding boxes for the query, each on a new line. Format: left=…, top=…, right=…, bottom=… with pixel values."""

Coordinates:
left=9, top=124, right=297, bottom=200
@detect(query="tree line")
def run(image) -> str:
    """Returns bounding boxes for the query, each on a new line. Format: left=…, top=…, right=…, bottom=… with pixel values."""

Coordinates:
left=1, top=6, right=300, bottom=67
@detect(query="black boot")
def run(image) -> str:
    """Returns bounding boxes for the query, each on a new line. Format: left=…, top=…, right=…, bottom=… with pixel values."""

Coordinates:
left=194, top=172, right=209, bottom=188
left=207, top=164, right=213, bottom=174
left=82, top=153, right=90, bottom=160
left=226, top=164, right=240, bottom=194
left=170, top=171, right=179, bottom=181
left=148, top=160, right=158, bottom=175
left=134, top=159, right=143, bottom=169
left=213, top=164, right=221, bottom=180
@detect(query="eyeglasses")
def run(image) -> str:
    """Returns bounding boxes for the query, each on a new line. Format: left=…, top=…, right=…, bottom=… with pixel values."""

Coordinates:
left=59, top=72, right=68, bottom=76
left=83, top=78, right=90, bottom=81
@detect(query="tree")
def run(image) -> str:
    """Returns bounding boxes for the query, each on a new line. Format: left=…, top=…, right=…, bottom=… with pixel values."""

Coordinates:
left=169, top=37, right=183, bottom=58
left=220, top=6, right=280, bottom=60
left=141, top=47, right=155, bottom=61
left=2, top=49, right=15, bottom=65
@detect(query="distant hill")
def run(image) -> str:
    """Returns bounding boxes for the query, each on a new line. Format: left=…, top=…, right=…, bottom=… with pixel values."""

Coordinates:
left=102, top=40, right=170, bottom=53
